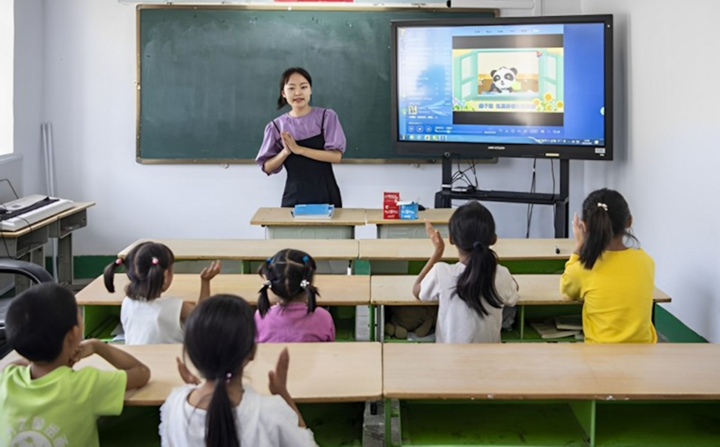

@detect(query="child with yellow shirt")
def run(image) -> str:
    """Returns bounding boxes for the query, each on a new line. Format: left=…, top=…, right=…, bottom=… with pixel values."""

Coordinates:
left=560, top=188, right=657, bottom=343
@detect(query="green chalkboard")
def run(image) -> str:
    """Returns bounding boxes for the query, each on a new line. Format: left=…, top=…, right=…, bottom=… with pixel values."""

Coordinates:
left=136, top=6, right=493, bottom=163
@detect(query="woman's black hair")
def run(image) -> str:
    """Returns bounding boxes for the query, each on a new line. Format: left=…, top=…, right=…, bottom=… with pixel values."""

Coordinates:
left=103, top=241, right=175, bottom=301
left=257, top=248, right=319, bottom=317
left=449, top=201, right=503, bottom=318
left=579, top=188, right=636, bottom=269
left=184, top=294, right=256, bottom=447
left=277, top=67, right=312, bottom=109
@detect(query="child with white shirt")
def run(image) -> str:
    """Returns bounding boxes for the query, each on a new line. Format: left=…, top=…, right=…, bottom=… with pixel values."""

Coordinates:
left=413, top=201, right=520, bottom=343
left=103, top=241, right=221, bottom=345
left=160, top=294, right=316, bottom=447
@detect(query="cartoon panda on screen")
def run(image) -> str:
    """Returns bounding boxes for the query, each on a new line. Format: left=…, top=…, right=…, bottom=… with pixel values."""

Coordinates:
left=489, top=66, right=518, bottom=93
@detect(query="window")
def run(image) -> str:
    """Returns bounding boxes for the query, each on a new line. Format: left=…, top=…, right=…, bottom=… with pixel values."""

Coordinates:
left=0, top=0, right=14, bottom=156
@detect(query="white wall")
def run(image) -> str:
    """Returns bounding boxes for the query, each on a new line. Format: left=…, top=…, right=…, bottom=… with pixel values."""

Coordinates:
left=0, top=0, right=44, bottom=203
left=15, top=0, right=45, bottom=197
left=0, top=1, right=13, bottom=158
left=41, top=0, right=583, bottom=257
left=582, top=0, right=720, bottom=342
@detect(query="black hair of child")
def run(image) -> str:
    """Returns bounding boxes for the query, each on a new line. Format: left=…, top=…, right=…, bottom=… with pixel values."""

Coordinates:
left=103, top=241, right=175, bottom=301
left=257, top=249, right=319, bottom=317
left=579, top=188, right=636, bottom=269
left=449, top=201, right=504, bottom=318
left=184, top=294, right=256, bottom=447
left=6, top=283, right=79, bottom=363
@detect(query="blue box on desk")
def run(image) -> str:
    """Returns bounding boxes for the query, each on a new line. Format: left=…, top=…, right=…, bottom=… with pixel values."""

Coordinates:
left=399, top=202, right=419, bottom=220
left=292, top=204, right=335, bottom=219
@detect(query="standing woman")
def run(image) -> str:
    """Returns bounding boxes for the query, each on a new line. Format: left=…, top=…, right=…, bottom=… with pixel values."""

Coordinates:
left=256, top=67, right=346, bottom=208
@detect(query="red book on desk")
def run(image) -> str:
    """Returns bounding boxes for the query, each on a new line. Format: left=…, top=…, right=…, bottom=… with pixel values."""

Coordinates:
left=383, top=192, right=400, bottom=219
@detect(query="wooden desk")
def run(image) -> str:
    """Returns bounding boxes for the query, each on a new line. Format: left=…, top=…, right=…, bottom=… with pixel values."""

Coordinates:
left=1, top=343, right=382, bottom=446
left=365, top=208, right=453, bottom=239
left=79, top=274, right=370, bottom=306
left=384, top=343, right=720, bottom=400
left=370, top=274, right=671, bottom=342
left=383, top=343, right=720, bottom=446
left=118, top=238, right=359, bottom=262
left=0, top=343, right=382, bottom=405
left=370, top=274, right=672, bottom=306
left=250, top=207, right=367, bottom=239
left=0, top=202, right=94, bottom=288
left=0, top=342, right=378, bottom=405
left=78, top=274, right=370, bottom=340
left=359, top=238, right=576, bottom=261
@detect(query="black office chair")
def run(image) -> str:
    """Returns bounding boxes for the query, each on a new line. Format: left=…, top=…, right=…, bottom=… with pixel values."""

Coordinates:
left=0, top=259, right=55, bottom=358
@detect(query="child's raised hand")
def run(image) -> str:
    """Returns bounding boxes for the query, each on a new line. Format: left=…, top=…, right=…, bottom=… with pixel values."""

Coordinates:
left=268, top=347, right=290, bottom=397
left=425, top=220, right=445, bottom=255
left=200, top=260, right=221, bottom=282
left=572, top=213, right=586, bottom=251
left=176, top=357, right=201, bottom=385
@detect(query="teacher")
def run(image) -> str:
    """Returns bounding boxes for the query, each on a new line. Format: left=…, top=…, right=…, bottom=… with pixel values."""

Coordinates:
left=255, top=67, right=346, bottom=208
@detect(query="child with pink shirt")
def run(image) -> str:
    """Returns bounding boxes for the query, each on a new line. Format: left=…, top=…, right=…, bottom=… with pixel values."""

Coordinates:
left=255, top=249, right=335, bottom=342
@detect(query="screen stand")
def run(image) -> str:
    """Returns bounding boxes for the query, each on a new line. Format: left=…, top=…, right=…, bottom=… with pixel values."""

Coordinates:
left=434, top=155, right=570, bottom=238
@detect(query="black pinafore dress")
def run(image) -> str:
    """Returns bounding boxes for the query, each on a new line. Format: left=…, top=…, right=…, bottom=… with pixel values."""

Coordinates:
left=273, top=110, right=343, bottom=208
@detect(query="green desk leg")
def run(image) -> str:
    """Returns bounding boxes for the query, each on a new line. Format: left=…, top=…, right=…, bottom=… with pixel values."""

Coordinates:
left=241, top=260, right=251, bottom=274
left=385, top=398, right=395, bottom=447
left=569, top=400, right=596, bottom=447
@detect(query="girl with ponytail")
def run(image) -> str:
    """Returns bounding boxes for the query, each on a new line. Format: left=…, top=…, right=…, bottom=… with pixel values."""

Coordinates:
left=255, top=249, right=335, bottom=342
left=413, top=201, right=520, bottom=343
left=561, top=188, right=657, bottom=343
left=160, top=295, right=317, bottom=447
left=103, top=241, right=221, bottom=345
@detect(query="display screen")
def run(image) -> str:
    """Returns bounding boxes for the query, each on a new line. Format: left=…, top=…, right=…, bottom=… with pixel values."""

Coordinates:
left=392, top=16, right=612, bottom=160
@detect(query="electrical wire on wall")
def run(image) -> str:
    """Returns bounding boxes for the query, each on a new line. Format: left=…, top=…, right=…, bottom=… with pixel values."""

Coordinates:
left=450, top=159, right=479, bottom=208
left=452, top=159, right=479, bottom=189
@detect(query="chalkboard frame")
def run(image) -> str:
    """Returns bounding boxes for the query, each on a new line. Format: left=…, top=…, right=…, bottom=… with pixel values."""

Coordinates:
left=135, top=4, right=497, bottom=165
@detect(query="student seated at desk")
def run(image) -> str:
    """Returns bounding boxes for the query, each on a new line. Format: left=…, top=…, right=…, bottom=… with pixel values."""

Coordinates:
left=162, top=295, right=316, bottom=447
left=103, top=242, right=221, bottom=345
left=0, top=284, right=150, bottom=447
left=256, top=249, right=335, bottom=342
left=413, top=202, right=520, bottom=343
left=561, top=189, right=657, bottom=343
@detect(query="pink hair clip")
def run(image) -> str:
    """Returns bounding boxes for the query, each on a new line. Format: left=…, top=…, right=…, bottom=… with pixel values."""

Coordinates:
left=115, top=258, right=123, bottom=265
left=151, top=257, right=160, bottom=265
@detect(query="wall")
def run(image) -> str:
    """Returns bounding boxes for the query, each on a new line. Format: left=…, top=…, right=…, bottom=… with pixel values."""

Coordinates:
left=15, top=0, right=45, bottom=198
left=582, top=0, right=720, bottom=342
left=1, top=0, right=44, bottom=202
left=25, top=0, right=719, bottom=340
left=40, top=0, right=583, bottom=257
